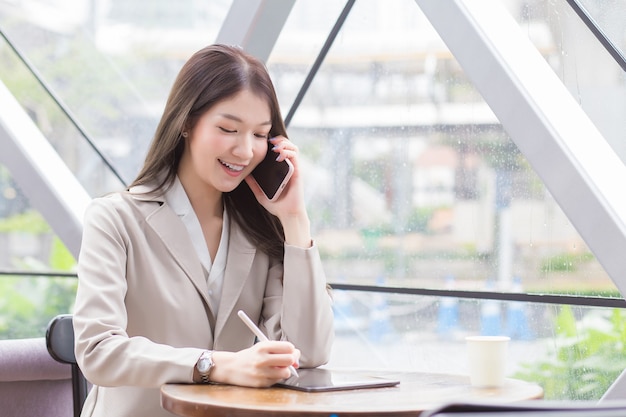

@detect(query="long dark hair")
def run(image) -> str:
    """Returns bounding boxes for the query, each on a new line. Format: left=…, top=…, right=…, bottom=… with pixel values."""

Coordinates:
left=130, top=44, right=286, bottom=260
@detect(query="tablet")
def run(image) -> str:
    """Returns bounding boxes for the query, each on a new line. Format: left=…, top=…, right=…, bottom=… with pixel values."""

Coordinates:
left=274, top=368, right=400, bottom=392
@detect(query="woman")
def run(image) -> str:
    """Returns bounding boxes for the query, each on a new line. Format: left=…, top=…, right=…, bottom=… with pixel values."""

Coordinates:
left=73, top=44, right=334, bottom=417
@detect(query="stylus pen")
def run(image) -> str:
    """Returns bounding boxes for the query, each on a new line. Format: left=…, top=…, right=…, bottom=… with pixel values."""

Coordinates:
left=237, top=310, right=299, bottom=377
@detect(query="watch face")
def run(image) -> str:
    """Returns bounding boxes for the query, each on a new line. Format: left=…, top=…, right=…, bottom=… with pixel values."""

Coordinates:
left=197, top=351, right=213, bottom=374
left=198, top=358, right=211, bottom=373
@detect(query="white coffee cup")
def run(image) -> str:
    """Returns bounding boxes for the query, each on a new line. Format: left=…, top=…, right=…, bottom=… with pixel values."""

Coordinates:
left=465, top=335, right=510, bottom=387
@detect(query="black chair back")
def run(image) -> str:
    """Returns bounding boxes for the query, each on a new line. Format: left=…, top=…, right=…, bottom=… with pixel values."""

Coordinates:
left=46, top=314, right=88, bottom=417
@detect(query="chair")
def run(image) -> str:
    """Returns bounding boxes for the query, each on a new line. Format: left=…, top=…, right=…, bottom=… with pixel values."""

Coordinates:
left=46, top=314, right=89, bottom=417
left=0, top=337, right=73, bottom=417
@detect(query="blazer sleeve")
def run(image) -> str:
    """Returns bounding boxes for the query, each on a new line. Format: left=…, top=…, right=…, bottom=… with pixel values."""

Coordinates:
left=260, top=242, right=335, bottom=367
left=73, top=197, right=204, bottom=388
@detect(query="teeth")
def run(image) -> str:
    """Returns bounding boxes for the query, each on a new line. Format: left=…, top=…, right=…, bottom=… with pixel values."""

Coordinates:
left=220, top=160, right=244, bottom=172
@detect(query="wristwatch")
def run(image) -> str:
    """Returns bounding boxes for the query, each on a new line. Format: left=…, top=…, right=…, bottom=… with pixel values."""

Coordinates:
left=196, top=350, right=214, bottom=383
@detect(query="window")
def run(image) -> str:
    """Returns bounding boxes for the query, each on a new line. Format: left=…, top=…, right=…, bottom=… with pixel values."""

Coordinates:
left=1, top=0, right=625, bottom=400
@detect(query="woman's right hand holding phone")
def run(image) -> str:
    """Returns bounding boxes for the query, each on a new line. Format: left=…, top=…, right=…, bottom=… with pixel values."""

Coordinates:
left=245, top=135, right=312, bottom=248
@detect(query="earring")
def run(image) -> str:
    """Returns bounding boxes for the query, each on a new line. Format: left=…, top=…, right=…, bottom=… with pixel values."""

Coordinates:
left=182, top=131, right=188, bottom=138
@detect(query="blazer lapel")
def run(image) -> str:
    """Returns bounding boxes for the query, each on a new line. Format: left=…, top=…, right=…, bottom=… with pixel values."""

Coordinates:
left=131, top=187, right=212, bottom=310
left=213, top=220, right=256, bottom=337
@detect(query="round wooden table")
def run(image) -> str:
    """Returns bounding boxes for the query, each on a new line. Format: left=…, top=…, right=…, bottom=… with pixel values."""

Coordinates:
left=161, top=370, right=544, bottom=417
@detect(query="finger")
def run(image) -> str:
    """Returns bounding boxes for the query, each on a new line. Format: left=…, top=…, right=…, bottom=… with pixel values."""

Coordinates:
left=274, top=149, right=298, bottom=162
left=249, top=345, right=298, bottom=370
left=266, top=366, right=292, bottom=381
left=255, top=340, right=296, bottom=354
left=266, top=353, right=299, bottom=368
left=273, top=143, right=298, bottom=154
left=268, top=135, right=286, bottom=145
left=254, top=343, right=299, bottom=367
left=269, top=137, right=298, bottom=152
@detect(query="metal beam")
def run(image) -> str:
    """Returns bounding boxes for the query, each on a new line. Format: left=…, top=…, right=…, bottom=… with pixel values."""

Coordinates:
left=215, top=0, right=295, bottom=62
left=414, top=0, right=626, bottom=296
left=0, top=80, right=90, bottom=259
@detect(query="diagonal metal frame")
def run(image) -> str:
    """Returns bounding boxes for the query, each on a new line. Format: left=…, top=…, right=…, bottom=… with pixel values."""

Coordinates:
left=414, top=0, right=626, bottom=297
left=215, top=0, right=295, bottom=63
left=415, top=0, right=626, bottom=399
left=284, top=0, right=356, bottom=127
left=565, top=0, right=626, bottom=72
left=0, top=30, right=128, bottom=186
left=0, top=80, right=91, bottom=258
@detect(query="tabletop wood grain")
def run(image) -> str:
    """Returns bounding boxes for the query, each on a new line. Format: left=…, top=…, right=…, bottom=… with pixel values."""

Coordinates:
left=161, top=370, right=544, bottom=417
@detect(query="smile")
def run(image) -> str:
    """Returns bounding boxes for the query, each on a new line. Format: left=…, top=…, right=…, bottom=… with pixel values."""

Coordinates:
left=219, top=159, right=245, bottom=172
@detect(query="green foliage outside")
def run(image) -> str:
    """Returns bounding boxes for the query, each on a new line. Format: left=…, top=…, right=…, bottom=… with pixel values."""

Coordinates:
left=0, top=210, right=50, bottom=233
left=0, top=273, right=77, bottom=339
left=541, top=252, right=595, bottom=273
left=0, top=211, right=77, bottom=340
left=514, top=306, right=626, bottom=400
left=407, top=207, right=436, bottom=233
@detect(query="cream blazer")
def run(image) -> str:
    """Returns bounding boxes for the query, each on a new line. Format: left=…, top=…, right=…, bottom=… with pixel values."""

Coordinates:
left=73, top=184, right=335, bottom=417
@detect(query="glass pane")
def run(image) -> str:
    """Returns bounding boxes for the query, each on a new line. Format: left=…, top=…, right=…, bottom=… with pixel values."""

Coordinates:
left=571, top=0, right=626, bottom=62
left=0, top=37, right=124, bottom=196
left=0, top=0, right=232, bottom=185
left=0, top=164, right=77, bottom=339
left=268, top=0, right=349, bottom=114
left=330, top=289, right=625, bottom=401
left=1, top=0, right=624, bottom=400
left=278, top=0, right=618, bottom=297
left=512, top=0, right=626, bottom=165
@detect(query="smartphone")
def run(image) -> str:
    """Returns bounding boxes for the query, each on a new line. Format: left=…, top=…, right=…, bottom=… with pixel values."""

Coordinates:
left=251, top=141, right=294, bottom=202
